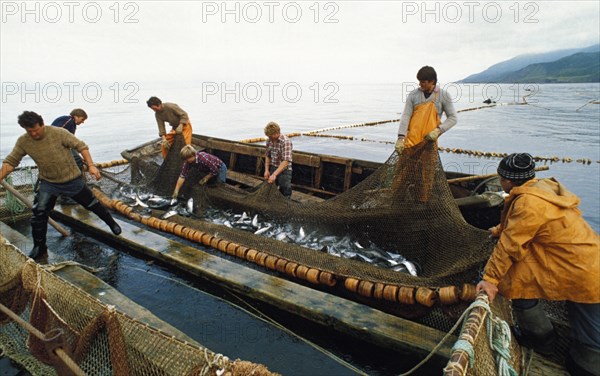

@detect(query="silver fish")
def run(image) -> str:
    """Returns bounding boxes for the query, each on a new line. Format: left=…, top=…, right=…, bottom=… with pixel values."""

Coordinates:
left=134, top=194, right=149, bottom=208
left=254, top=225, right=272, bottom=235
left=161, top=210, right=178, bottom=219
left=276, top=232, right=290, bottom=242
left=187, top=198, right=194, bottom=214
left=147, top=197, right=172, bottom=209
left=235, top=212, right=248, bottom=224
left=298, top=227, right=306, bottom=241
left=400, top=260, right=418, bottom=276
left=251, top=214, right=259, bottom=229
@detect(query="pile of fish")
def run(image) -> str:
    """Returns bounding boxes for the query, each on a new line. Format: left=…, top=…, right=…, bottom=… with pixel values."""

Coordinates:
left=205, top=208, right=420, bottom=276
left=112, top=186, right=195, bottom=219
left=112, top=186, right=419, bottom=276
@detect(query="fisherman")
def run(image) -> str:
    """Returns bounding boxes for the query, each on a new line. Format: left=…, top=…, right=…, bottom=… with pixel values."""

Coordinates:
left=51, top=108, right=88, bottom=204
left=476, top=153, right=600, bottom=376
left=395, top=66, right=457, bottom=154
left=263, top=121, right=293, bottom=198
left=171, top=145, right=227, bottom=199
left=146, top=96, right=193, bottom=158
left=51, top=108, right=88, bottom=168
left=0, top=111, right=122, bottom=259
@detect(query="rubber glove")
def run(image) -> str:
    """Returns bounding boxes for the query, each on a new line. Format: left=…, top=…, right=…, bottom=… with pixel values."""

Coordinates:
left=425, top=128, right=441, bottom=142
left=395, top=138, right=405, bottom=154
left=175, top=124, right=183, bottom=134
left=171, top=191, right=179, bottom=200
left=161, top=139, right=171, bottom=150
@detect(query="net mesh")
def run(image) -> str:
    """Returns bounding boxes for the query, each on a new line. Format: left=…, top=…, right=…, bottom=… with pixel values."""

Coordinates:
left=1, top=135, right=572, bottom=375
left=0, top=236, right=278, bottom=376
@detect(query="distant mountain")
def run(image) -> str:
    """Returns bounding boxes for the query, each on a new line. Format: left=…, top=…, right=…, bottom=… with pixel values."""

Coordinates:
left=460, top=44, right=600, bottom=83
left=488, top=52, right=600, bottom=83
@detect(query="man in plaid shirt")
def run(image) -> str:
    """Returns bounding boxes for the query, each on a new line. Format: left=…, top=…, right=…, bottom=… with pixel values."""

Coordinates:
left=171, top=145, right=227, bottom=199
left=264, top=121, right=293, bottom=198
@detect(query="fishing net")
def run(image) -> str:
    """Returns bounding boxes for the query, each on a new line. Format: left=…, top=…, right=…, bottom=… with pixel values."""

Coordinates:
left=1, top=134, right=573, bottom=375
left=0, top=235, right=277, bottom=376
left=120, top=136, right=494, bottom=293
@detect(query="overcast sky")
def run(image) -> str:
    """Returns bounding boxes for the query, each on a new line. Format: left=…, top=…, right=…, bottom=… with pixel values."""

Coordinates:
left=1, top=0, right=599, bottom=85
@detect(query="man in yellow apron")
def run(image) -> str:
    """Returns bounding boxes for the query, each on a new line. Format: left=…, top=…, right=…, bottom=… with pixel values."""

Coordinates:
left=395, top=66, right=457, bottom=154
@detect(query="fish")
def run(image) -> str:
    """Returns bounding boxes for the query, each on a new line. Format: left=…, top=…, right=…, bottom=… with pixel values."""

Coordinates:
left=223, top=220, right=233, bottom=228
left=134, top=194, right=149, bottom=208
left=297, top=227, right=306, bottom=241
left=186, top=198, right=194, bottom=214
left=161, top=210, right=178, bottom=219
left=147, top=197, right=173, bottom=209
left=254, top=225, right=272, bottom=235
left=400, top=260, right=418, bottom=277
left=251, top=214, right=259, bottom=229
left=176, top=206, right=191, bottom=217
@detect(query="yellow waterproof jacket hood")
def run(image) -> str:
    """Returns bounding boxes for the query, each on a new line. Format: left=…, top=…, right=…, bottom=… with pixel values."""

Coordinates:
left=483, top=178, right=600, bottom=302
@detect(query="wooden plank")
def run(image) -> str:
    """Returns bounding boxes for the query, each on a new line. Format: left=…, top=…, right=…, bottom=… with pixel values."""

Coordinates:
left=292, top=153, right=321, bottom=168
left=227, top=171, right=324, bottom=203
left=50, top=206, right=455, bottom=359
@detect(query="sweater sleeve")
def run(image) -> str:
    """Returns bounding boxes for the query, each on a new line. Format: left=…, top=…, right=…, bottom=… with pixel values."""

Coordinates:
left=397, top=94, right=415, bottom=137
left=65, top=132, right=88, bottom=152
left=156, top=113, right=167, bottom=136
left=3, top=142, right=27, bottom=168
left=439, top=90, right=457, bottom=134
left=171, top=103, right=189, bottom=124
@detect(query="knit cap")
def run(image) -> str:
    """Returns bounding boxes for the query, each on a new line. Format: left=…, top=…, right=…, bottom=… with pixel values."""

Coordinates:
left=497, top=153, right=536, bottom=180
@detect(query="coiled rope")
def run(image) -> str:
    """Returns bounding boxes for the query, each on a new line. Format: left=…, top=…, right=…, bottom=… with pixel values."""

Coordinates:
left=400, top=295, right=518, bottom=376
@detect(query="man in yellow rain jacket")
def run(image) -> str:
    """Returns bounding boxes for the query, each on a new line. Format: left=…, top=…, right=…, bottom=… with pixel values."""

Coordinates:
left=477, top=153, right=600, bottom=376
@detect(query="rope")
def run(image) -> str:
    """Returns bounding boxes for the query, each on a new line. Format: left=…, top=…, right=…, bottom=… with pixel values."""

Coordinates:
left=450, top=339, right=475, bottom=368
left=42, top=260, right=104, bottom=274
left=403, top=297, right=518, bottom=376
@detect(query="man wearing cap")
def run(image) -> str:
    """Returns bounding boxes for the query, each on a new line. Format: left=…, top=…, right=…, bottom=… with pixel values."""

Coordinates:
left=171, top=145, right=227, bottom=199
left=477, top=153, right=600, bottom=376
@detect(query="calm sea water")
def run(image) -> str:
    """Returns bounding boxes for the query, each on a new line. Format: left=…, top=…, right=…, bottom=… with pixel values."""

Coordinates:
left=1, top=82, right=599, bottom=374
left=2, top=82, right=598, bottom=229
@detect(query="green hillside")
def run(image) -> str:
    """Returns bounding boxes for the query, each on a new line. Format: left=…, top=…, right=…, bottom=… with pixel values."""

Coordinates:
left=491, top=52, right=600, bottom=83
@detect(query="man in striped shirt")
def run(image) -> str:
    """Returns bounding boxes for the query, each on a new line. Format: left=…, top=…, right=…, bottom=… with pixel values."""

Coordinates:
left=264, top=121, right=293, bottom=198
left=171, top=145, right=227, bottom=199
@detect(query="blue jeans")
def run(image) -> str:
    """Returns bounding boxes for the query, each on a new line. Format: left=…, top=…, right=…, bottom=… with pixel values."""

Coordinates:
left=217, top=163, right=227, bottom=183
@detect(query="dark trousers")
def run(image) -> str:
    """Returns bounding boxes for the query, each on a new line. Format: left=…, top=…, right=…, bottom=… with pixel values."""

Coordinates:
left=269, top=166, right=292, bottom=198
left=31, top=183, right=116, bottom=250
